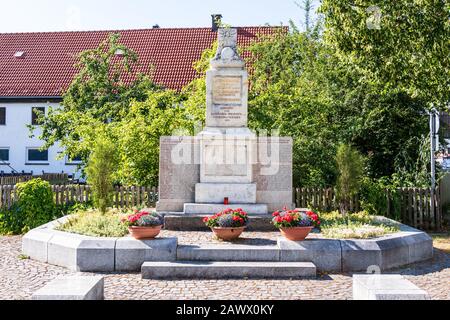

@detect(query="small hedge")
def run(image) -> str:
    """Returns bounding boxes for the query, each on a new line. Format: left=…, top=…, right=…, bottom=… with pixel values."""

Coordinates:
left=0, top=178, right=72, bottom=235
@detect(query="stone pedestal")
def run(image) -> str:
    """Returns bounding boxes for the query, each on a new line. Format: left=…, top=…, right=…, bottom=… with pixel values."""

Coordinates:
left=184, top=203, right=268, bottom=215
left=156, top=136, right=294, bottom=213
left=192, top=28, right=266, bottom=214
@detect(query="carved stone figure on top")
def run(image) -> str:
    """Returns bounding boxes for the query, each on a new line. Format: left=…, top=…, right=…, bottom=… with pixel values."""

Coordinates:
left=211, top=28, right=244, bottom=68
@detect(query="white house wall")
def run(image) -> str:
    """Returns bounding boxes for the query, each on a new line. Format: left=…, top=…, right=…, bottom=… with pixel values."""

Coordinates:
left=0, top=102, right=82, bottom=177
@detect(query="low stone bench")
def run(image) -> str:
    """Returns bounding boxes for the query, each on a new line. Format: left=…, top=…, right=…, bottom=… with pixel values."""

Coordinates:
left=353, top=274, right=430, bottom=300
left=32, top=276, right=104, bottom=300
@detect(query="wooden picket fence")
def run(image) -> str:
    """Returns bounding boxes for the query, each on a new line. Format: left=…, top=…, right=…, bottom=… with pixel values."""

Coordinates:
left=0, top=173, right=69, bottom=185
left=294, top=187, right=360, bottom=212
left=395, top=187, right=443, bottom=231
left=0, top=185, right=158, bottom=209
left=294, top=187, right=443, bottom=231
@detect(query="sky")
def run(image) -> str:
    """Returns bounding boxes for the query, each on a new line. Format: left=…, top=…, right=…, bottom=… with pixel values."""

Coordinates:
left=0, top=0, right=319, bottom=33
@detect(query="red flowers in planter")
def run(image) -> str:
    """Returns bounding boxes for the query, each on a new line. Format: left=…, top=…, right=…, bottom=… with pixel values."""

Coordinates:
left=121, top=210, right=163, bottom=227
left=203, top=208, right=248, bottom=228
left=271, top=208, right=321, bottom=228
left=305, top=210, right=320, bottom=226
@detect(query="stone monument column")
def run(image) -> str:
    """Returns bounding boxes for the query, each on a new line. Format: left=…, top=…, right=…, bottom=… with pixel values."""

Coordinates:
left=156, top=27, right=294, bottom=216
left=183, top=28, right=268, bottom=215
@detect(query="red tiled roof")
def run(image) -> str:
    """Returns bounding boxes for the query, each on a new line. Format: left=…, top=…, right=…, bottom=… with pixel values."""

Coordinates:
left=0, top=27, right=284, bottom=97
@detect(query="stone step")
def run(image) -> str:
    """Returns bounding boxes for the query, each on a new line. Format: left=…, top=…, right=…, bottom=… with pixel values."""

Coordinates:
left=164, top=214, right=277, bottom=231
left=184, top=203, right=268, bottom=215
left=141, top=261, right=316, bottom=279
left=32, top=276, right=104, bottom=300
left=195, top=183, right=257, bottom=204
left=177, top=244, right=280, bottom=261
left=353, top=275, right=430, bottom=300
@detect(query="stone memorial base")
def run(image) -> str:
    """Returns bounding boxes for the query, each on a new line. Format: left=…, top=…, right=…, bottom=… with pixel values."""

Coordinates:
left=195, top=183, right=257, bottom=204
left=184, top=203, right=268, bottom=215
left=156, top=136, right=295, bottom=214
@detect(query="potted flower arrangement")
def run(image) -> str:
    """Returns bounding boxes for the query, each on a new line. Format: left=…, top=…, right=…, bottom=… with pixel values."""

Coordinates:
left=203, top=208, right=249, bottom=241
left=121, top=210, right=164, bottom=240
left=272, top=208, right=320, bottom=241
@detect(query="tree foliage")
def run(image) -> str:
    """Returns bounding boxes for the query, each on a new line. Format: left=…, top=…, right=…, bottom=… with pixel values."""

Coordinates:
left=245, top=23, right=428, bottom=187
left=36, top=34, right=158, bottom=163
left=320, top=0, right=450, bottom=108
left=113, top=89, right=194, bottom=186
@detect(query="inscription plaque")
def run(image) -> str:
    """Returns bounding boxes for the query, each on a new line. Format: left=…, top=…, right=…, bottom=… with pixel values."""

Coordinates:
left=212, top=76, right=242, bottom=105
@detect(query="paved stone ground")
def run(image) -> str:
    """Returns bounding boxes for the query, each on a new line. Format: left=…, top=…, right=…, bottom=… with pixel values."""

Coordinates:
left=164, top=230, right=280, bottom=246
left=0, top=232, right=448, bottom=300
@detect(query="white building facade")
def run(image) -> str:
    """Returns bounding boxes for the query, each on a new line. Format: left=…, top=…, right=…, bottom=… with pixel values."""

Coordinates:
left=0, top=100, right=82, bottom=177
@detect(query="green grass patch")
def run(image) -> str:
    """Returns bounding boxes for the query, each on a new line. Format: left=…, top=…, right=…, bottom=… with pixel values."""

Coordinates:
left=56, top=209, right=129, bottom=237
left=319, top=211, right=400, bottom=239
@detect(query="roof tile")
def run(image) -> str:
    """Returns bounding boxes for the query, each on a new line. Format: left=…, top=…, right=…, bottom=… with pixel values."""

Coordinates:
left=0, top=27, right=283, bottom=97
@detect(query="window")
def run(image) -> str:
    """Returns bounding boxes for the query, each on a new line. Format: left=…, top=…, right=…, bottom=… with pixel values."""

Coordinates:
left=0, top=107, right=5, bottom=125
left=66, top=154, right=83, bottom=165
left=31, top=107, right=45, bottom=125
left=27, top=148, right=48, bottom=162
left=0, top=148, right=9, bottom=162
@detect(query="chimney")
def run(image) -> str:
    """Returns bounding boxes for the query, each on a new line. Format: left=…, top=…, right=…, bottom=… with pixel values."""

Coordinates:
left=211, top=14, right=222, bottom=32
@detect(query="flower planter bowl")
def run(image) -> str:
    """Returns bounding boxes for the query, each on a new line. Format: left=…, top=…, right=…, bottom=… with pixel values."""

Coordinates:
left=280, top=226, right=314, bottom=241
left=128, top=225, right=163, bottom=240
left=211, top=227, right=246, bottom=241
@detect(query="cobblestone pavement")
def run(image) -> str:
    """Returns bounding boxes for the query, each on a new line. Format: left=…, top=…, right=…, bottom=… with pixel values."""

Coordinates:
left=0, top=233, right=448, bottom=300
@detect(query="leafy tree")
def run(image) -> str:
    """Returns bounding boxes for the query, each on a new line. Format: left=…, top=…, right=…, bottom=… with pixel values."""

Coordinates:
left=351, top=91, right=428, bottom=178
left=35, top=33, right=158, bottom=163
left=320, top=0, right=450, bottom=108
left=335, top=144, right=365, bottom=215
left=179, top=41, right=217, bottom=126
left=114, top=89, right=194, bottom=186
left=85, top=132, right=118, bottom=214
left=244, top=18, right=430, bottom=187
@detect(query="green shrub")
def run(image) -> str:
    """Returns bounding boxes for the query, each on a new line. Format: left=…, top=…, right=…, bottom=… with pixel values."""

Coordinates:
left=0, top=204, right=24, bottom=235
left=0, top=179, right=57, bottom=234
left=85, top=133, right=119, bottom=214
left=359, top=177, right=402, bottom=220
left=56, top=201, right=94, bottom=217
left=335, top=144, right=364, bottom=215
left=16, top=178, right=55, bottom=231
